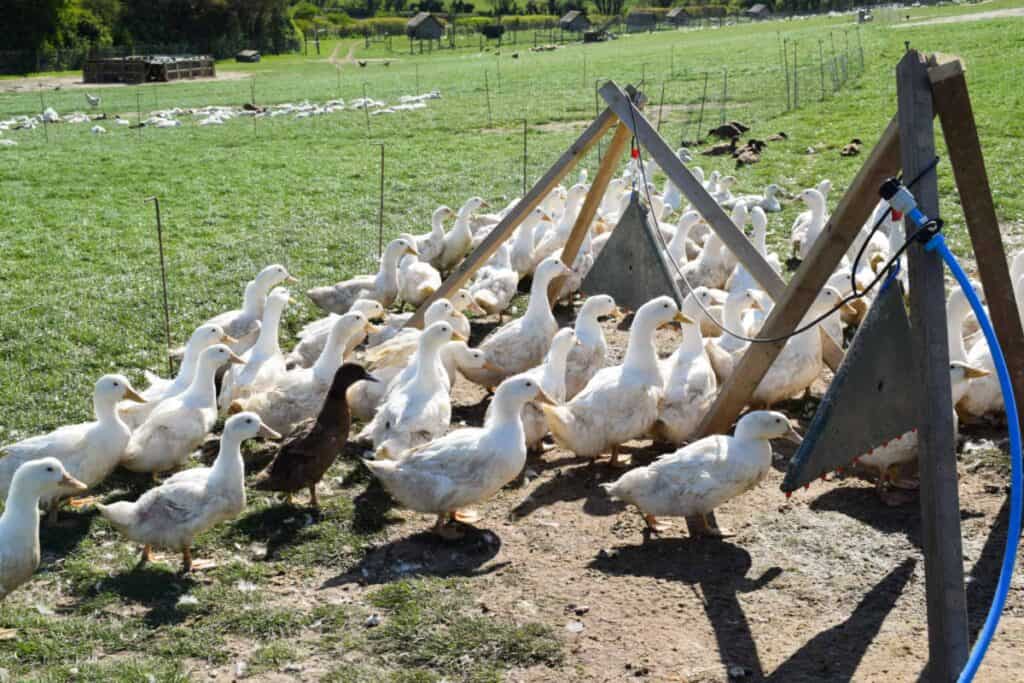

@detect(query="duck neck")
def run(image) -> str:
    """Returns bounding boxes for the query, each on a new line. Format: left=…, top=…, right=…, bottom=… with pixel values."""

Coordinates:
left=723, top=297, right=745, bottom=333
left=316, top=390, right=349, bottom=428
left=575, top=311, right=603, bottom=349
left=209, top=432, right=246, bottom=490
left=379, top=248, right=404, bottom=292
left=483, top=392, right=526, bottom=440
left=184, top=358, right=220, bottom=405
left=668, top=221, right=692, bottom=263
left=524, top=269, right=556, bottom=323
left=252, top=304, right=285, bottom=359
left=95, top=393, right=128, bottom=432
left=1, top=479, right=42, bottom=540
left=313, top=324, right=354, bottom=384
left=947, top=297, right=970, bottom=362
left=431, top=211, right=448, bottom=240
left=676, top=322, right=704, bottom=358
left=240, top=281, right=264, bottom=319
left=623, top=316, right=661, bottom=381
left=540, top=347, right=571, bottom=397
left=172, top=343, right=203, bottom=391
left=410, top=342, right=444, bottom=391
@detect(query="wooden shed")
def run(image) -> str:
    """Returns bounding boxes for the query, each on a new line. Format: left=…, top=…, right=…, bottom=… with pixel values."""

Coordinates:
left=406, top=12, right=445, bottom=40
left=666, top=7, right=690, bottom=26
left=83, top=55, right=215, bottom=84
left=559, top=10, right=591, bottom=32
left=744, top=3, right=771, bottom=20
left=626, top=11, right=658, bottom=32
left=236, top=49, right=260, bottom=63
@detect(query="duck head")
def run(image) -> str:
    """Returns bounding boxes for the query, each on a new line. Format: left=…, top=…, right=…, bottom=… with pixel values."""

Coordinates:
left=351, top=299, right=386, bottom=322
left=950, top=361, right=991, bottom=404
left=421, top=322, right=464, bottom=352
left=97, top=374, right=145, bottom=405
left=634, top=296, right=694, bottom=331
left=797, top=188, right=826, bottom=214
left=200, top=343, right=246, bottom=370
left=816, top=179, right=832, bottom=196
left=14, top=457, right=86, bottom=496
left=424, top=298, right=456, bottom=326
left=451, top=288, right=485, bottom=315
left=433, top=205, right=456, bottom=223
left=580, top=294, right=619, bottom=320
left=330, top=363, right=378, bottom=396
left=256, top=264, right=298, bottom=288
left=190, top=323, right=238, bottom=348
left=384, top=237, right=418, bottom=265
left=533, top=257, right=574, bottom=286
left=265, top=287, right=293, bottom=313
left=737, top=411, right=803, bottom=444
left=459, top=196, right=490, bottom=216
left=224, top=411, right=281, bottom=441
left=494, top=375, right=557, bottom=411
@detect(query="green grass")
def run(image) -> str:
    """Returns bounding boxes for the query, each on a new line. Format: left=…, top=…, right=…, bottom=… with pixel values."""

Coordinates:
left=1, top=3, right=1023, bottom=678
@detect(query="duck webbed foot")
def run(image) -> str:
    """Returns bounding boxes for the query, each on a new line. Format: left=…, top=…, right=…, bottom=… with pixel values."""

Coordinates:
left=686, top=512, right=734, bottom=538
left=607, top=446, right=631, bottom=469
left=453, top=508, right=480, bottom=524
left=643, top=514, right=672, bottom=534
left=432, top=513, right=466, bottom=540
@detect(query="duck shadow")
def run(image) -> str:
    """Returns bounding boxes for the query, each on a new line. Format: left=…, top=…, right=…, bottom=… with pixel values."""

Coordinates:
left=40, top=508, right=96, bottom=559
left=451, top=393, right=491, bottom=428
left=510, top=443, right=669, bottom=520
left=810, top=486, right=924, bottom=546
left=230, top=503, right=326, bottom=560
left=591, top=539, right=914, bottom=681
left=75, top=566, right=197, bottom=628
left=351, top=478, right=404, bottom=535
left=321, top=524, right=504, bottom=588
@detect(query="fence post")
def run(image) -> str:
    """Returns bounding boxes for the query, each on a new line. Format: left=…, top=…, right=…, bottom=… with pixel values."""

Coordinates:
left=720, top=67, right=728, bottom=124
left=856, top=26, right=865, bottom=71
left=377, top=143, right=385, bottom=259
left=792, top=41, right=798, bottom=109
left=819, top=39, right=826, bottom=101
left=782, top=37, right=791, bottom=110
left=484, top=70, right=493, bottom=127
left=695, top=71, right=709, bottom=142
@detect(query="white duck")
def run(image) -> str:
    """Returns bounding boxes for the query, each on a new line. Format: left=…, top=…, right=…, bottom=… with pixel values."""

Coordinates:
left=565, top=294, right=618, bottom=399
left=652, top=319, right=717, bottom=446
left=348, top=341, right=490, bottom=422
left=601, top=411, right=801, bottom=535
left=413, top=206, right=455, bottom=264
left=542, top=296, right=692, bottom=467
left=470, top=242, right=519, bottom=318
left=533, top=184, right=589, bottom=263
left=680, top=231, right=736, bottom=291
left=231, top=312, right=373, bottom=435
left=122, top=324, right=235, bottom=429
left=791, top=186, right=829, bottom=259
left=858, top=362, right=988, bottom=500
left=364, top=376, right=555, bottom=539
left=666, top=211, right=703, bottom=266
left=1, top=459, right=86, bottom=600
left=459, top=258, right=573, bottom=389
left=706, top=289, right=762, bottom=384
left=0, top=375, right=145, bottom=518
left=219, top=288, right=292, bottom=411
left=122, top=344, right=244, bottom=476
left=364, top=321, right=460, bottom=457
left=727, top=206, right=781, bottom=294
left=100, top=412, right=279, bottom=573
left=750, top=286, right=849, bottom=408
left=194, top=264, right=296, bottom=355
left=307, top=237, right=417, bottom=314
left=286, top=299, right=385, bottom=370
left=488, top=327, right=577, bottom=451
left=510, top=208, right=552, bottom=277
left=397, top=247, right=443, bottom=308
left=363, top=298, right=466, bottom=372
left=723, top=184, right=784, bottom=213
left=436, top=197, right=489, bottom=273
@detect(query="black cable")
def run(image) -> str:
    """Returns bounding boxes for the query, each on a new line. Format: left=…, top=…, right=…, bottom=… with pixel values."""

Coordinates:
left=625, top=93, right=938, bottom=344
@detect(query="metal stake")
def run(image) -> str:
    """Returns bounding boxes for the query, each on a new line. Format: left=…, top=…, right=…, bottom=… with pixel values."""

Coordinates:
left=657, top=80, right=666, bottom=133
left=484, top=70, right=493, bottom=127
left=695, top=71, right=709, bottom=142
left=720, top=67, right=728, bottom=124
left=145, top=196, right=174, bottom=376
left=377, top=144, right=385, bottom=259
left=362, top=82, right=371, bottom=136
left=522, top=118, right=528, bottom=196
left=39, top=90, right=49, bottom=143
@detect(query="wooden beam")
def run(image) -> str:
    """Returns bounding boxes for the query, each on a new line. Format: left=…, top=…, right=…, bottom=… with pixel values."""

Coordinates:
left=930, top=57, right=1024, bottom=431
left=899, top=49, right=968, bottom=682
left=696, top=115, right=903, bottom=437
left=549, top=121, right=634, bottom=302
left=597, top=81, right=845, bottom=370
left=404, top=105, right=619, bottom=329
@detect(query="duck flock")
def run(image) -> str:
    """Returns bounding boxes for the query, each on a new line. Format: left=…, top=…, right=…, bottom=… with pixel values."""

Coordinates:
left=0, top=151, right=1012, bottom=598
left=0, top=90, right=441, bottom=144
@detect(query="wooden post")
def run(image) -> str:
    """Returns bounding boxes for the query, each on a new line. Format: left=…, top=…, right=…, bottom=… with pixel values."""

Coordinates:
left=549, top=121, right=633, bottom=302
left=404, top=105, right=619, bottom=329
left=899, top=50, right=968, bottom=681
left=599, top=80, right=845, bottom=370
left=930, top=58, right=1024, bottom=426
left=696, top=116, right=903, bottom=437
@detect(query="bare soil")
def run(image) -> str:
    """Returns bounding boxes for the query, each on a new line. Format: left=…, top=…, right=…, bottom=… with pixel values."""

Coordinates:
left=250, top=306, right=1024, bottom=683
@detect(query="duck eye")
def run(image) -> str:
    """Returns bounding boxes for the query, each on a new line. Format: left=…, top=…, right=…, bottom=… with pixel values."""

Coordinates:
left=47, top=467, right=53, bottom=472
left=246, top=419, right=253, bottom=424
left=113, top=382, right=119, bottom=387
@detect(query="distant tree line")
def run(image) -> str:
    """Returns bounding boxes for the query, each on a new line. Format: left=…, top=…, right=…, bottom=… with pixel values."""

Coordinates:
left=1, top=0, right=300, bottom=58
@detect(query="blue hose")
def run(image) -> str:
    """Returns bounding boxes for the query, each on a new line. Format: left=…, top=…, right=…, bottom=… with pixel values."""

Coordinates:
left=924, top=234, right=1023, bottom=682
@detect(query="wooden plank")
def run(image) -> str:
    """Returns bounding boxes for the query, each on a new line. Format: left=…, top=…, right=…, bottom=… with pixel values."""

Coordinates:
left=898, top=49, right=968, bottom=682
left=549, top=121, right=633, bottom=302
left=404, top=106, right=619, bottom=329
left=929, top=58, right=1024, bottom=432
left=696, top=115, right=903, bottom=437
left=598, top=81, right=845, bottom=371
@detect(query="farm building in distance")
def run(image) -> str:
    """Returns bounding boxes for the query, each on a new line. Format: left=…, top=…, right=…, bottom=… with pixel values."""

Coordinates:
left=235, top=49, right=260, bottom=63
left=406, top=12, right=446, bottom=40
left=83, top=55, right=214, bottom=84
left=745, top=3, right=772, bottom=20
left=666, top=8, right=690, bottom=26
left=626, top=10, right=659, bottom=32
left=559, top=11, right=591, bottom=33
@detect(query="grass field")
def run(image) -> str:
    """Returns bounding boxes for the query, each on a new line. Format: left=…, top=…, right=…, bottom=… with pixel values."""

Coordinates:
left=2, top=2, right=1024, bottom=680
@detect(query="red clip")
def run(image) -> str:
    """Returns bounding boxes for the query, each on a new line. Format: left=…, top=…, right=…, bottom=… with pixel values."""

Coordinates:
left=891, top=210, right=903, bottom=221
left=631, top=146, right=640, bottom=160
left=785, top=491, right=792, bottom=499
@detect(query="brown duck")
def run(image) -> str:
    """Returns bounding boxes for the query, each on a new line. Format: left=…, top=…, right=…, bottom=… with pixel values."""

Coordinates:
left=252, top=363, right=377, bottom=508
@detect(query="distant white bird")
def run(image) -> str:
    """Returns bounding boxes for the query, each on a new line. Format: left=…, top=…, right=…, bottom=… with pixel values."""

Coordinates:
left=85, top=93, right=101, bottom=108
left=91, top=125, right=107, bottom=135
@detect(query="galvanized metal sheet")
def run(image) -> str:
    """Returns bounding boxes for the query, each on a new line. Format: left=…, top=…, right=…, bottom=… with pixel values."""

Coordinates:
left=581, top=192, right=684, bottom=312
left=782, top=281, right=921, bottom=492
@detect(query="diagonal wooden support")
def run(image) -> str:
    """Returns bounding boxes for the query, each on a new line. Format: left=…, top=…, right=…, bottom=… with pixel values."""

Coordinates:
left=405, top=105, right=620, bottom=329
left=549, top=121, right=634, bottom=302
left=930, top=58, right=1024, bottom=430
left=598, top=80, right=845, bottom=371
left=900, top=49, right=968, bottom=682
left=696, top=116, right=903, bottom=437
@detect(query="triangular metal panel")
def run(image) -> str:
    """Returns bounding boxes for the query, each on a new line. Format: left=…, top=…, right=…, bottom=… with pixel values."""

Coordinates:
left=581, top=192, right=684, bottom=312
left=782, top=281, right=921, bottom=492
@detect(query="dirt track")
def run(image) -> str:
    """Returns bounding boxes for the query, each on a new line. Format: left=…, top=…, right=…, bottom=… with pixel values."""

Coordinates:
left=896, top=6, right=1024, bottom=28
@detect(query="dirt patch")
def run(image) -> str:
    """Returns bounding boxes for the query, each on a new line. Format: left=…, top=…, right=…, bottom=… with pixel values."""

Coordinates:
left=315, top=305, right=1024, bottom=682
left=0, top=70, right=251, bottom=94
left=895, top=6, right=1024, bottom=28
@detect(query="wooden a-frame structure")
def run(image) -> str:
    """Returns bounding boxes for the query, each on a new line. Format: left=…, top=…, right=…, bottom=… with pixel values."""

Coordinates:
left=404, top=54, right=1024, bottom=680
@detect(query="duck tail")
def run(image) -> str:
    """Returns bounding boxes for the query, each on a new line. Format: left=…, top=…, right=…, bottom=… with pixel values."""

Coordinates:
left=540, top=403, right=574, bottom=450
left=96, top=501, right=137, bottom=530
left=306, top=286, right=338, bottom=313
left=473, top=290, right=498, bottom=313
